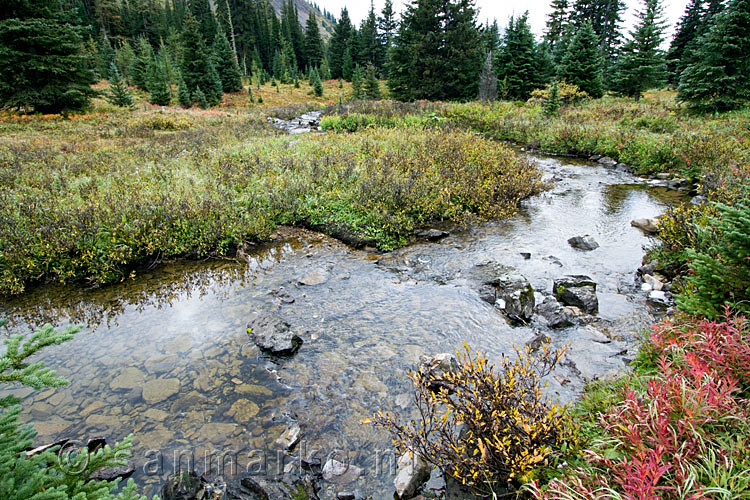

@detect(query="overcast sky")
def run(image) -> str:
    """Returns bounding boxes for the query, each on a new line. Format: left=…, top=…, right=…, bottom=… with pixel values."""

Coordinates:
left=316, top=0, right=689, bottom=40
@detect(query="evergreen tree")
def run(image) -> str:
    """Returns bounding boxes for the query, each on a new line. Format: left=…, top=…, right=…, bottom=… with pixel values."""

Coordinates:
left=342, top=45, right=355, bottom=80
left=190, top=0, right=217, bottom=44
left=666, top=0, right=707, bottom=83
left=213, top=30, right=243, bottom=92
left=98, top=33, right=117, bottom=79
left=148, top=56, right=172, bottom=105
left=544, top=80, right=561, bottom=115
left=0, top=0, right=97, bottom=113
left=304, top=13, right=324, bottom=69
left=482, top=20, right=501, bottom=53
left=570, top=0, right=626, bottom=62
left=248, top=85, right=254, bottom=103
left=178, top=74, right=191, bottom=107
left=379, top=0, right=398, bottom=48
left=545, top=0, right=570, bottom=49
left=181, top=11, right=223, bottom=106
left=388, top=0, right=482, bottom=101
left=193, top=86, right=207, bottom=108
left=351, top=65, right=364, bottom=99
left=495, top=13, right=539, bottom=99
left=358, top=2, right=383, bottom=69
left=478, top=51, right=498, bottom=102
left=363, top=64, right=381, bottom=99
left=678, top=0, right=750, bottom=111
left=130, top=37, right=155, bottom=91
left=534, top=42, right=556, bottom=88
left=0, top=323, right=155, bottom=500
left=557, top=20, right=604, bottom=97
left=611, top=0, right=668, bottom=99
left=106, top=62, right=135, bottom=108
left=329, top=8, right=354, bottom=78
left=116, top=39, right=136, bottom=84
left=319, top=57, right=331, bottom=79
left=311, top=68, right=323, bottom=96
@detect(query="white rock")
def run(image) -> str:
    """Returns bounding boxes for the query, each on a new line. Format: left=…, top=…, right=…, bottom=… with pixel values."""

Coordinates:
left=631, top=218, right=659, bottom=234
left=394, top=451, right=431, bottom=498
left=641, top=283, right=653, bottom=292
left=643, top=274, right=664, bottom=291
left=322, top=459, right=362, bottom=484
left=275, top=424, right=301, bottom=451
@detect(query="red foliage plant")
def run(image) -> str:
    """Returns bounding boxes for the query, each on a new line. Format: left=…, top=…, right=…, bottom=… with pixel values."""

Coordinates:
left=529, top=310, right=750, bottom=500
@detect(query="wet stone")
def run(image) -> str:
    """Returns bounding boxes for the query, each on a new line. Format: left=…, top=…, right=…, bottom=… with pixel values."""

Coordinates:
left=226, top=399, right=260, bottom=422
left=247, top=312, right=303, bottom=355
left=110, top=367, right=146, bottom=390
left=142, top=378, right=180, bottom=404
left=554, top=276, right=599, bottom=315
left=323, top=459, right=362, bottom=484
left=568, top=235, right=599, bottom=251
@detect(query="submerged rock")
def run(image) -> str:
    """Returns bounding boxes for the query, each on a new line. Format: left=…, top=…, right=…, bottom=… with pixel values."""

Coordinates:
left=553, top=276, right=599, bottom=314
left=472, top=262, right=535, bottom=323
left=299, top=268, right=330, bottom=286
left=568, top=235, right=600, bottom=251
left=394, top=451, right=431, bottom=499
left=247, top=312, right=303, bottom=355
left=631, top=218, right=659, bottom=234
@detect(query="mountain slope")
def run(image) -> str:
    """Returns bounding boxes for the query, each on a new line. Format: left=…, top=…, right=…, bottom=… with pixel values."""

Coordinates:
left=269, top=0, right=335, bottom=38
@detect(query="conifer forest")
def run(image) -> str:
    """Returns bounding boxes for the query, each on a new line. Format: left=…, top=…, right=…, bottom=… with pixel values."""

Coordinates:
left=0, top=0, right=749, bottom=499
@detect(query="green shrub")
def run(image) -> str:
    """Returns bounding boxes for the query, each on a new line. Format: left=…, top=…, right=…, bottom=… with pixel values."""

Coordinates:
left=677, top=202, right=750, bottom=318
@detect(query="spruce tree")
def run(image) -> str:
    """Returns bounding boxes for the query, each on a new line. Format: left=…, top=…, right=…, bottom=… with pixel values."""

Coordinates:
left=148, top=56, right=172, bottom=106
left=130, top=37, right=155, bottom=91
left=570, top=0, right=626, bottom=62
left=666, top=0, right=707, bottom=84
left=116, top=40, right=136, bottom=84
left=351, top=65, right=364, bottom=99
left=379, top=0, right=398, bottom=48
left=190, top=0, right=217, bottom=45
left=388, top=0, right=482, bottom=101
left=0, top=323, right=155, bottom=500
left=557, top=20, right=604, bottom=97
left=193, top=86, right=207, bottom=108
left=358, top=3, right=384, bottom=69
left=312, top=68, right=324, bottom=97
left=304, top=14, right=324, bottom=69
left=478, top=51, right=498, bottom=102
left=677, top=0, right=750, bottom=111
left=544, top=81, right=561, bottom=115
left=342, top=45, right=355, bottom=81
left=178, top=74, right=191, bottom=107
left=0, top=0, right=97, bottom=113
left=611, top=0, right=668, bottom=100
left=329, top=8, right=354, bottom=78
left=106, top=63, right=135, bottom=108
left=98, top=34, right=117, bottom=80
left=545, top=0, right=570, bottom=49
left=181, top=11, right=223, bottom=107
left=495, top=13, right=539, bottom=100
left=213, top=30, right=243, bottom=92
left=363, top=64, right=381, bottom=99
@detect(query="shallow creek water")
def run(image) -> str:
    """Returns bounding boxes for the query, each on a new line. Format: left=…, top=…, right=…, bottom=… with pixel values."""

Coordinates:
left=0, top=155, right=686, bottom=499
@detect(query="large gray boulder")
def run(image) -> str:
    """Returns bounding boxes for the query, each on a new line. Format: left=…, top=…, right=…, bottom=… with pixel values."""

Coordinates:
left=394, top=451, right=431, bottom=498
left=553, top=276, right=598, bottom=314
left=568, top=235, right=599, bottom=251
left=535, top=296, right=575, bottom=329
left=247, top=312, right=302, bottom=355
left=472, top=262, right=535, bottom=323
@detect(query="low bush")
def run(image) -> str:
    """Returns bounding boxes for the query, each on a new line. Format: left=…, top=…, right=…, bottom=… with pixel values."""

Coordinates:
left=372, top=343, right=577, bottom=497
left=0, top=123, right=541, bottom=294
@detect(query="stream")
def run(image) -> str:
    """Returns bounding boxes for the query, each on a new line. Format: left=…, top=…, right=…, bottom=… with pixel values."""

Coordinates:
left=0, top=154, right=687, bottom=499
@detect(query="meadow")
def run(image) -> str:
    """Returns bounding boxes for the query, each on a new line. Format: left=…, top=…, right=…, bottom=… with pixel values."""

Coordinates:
left=0, top=81, right=543, bottom=294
